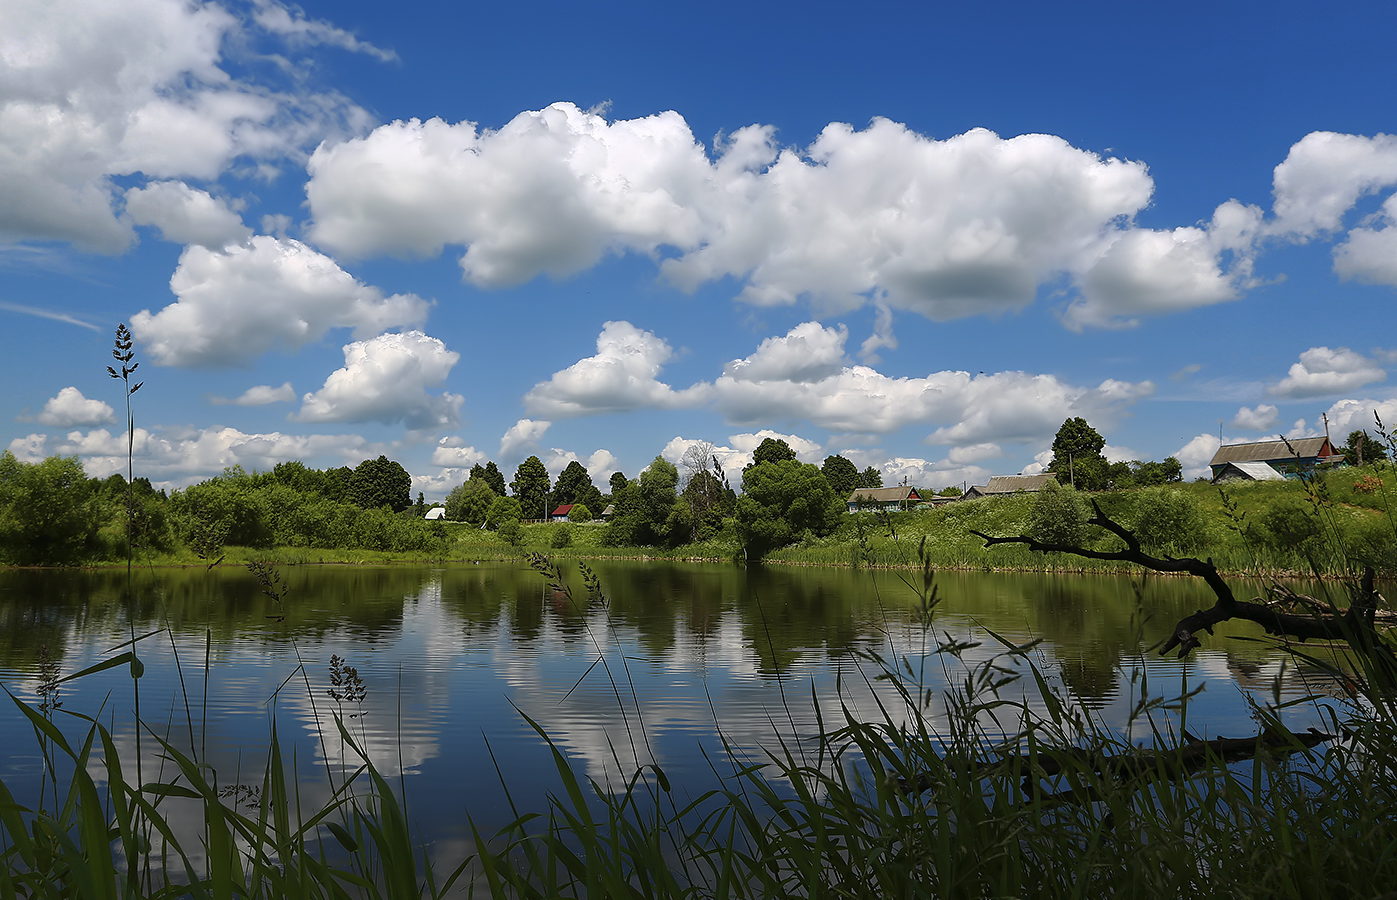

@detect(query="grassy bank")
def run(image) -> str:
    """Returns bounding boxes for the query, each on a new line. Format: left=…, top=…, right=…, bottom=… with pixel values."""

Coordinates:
left=47, top=466, right=1396, bottom=579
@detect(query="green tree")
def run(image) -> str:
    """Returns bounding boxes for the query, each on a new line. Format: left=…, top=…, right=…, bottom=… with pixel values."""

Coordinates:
left=1129, top=457, right=1184, bottom=486
left=445, top=478, right=497, bottom=523
left=486, top=495, right=523, bottom=530
left=858, top=466, right=883, bottom=489
left=609, top=471, right=628, bottom=497
left=822, top=454, right=860, bottom=498
left=0, top=453, right=101, bottom=565
left=752, top=437, right=797, bottom=467
left=510, top=456, right=552, bottom=521
left=1344, top=430, right=1390, bottom=467
left=347, top=456, right=412, bottom=512
left=552, top=460, right=597, bottom=510
left=639, top=456, right=680, bottom=544
left=567, top=503, right=593, bottom=523
left=472, top=461, right=507, bottom=496
left=1048, top=418, right=1109, bottom=490
left=600, top=458, right=680, bottom=546
left=736, top=459, right=844, bottom=561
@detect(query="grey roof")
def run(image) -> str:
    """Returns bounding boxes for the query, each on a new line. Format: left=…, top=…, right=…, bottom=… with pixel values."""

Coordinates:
left=424, top=507, right=446, bottom=519
left=976, top=474, right=1058, bottom=495
left=1209, top=437, right=1333, bottom=467
left=848, top=486, right=921, bottom=503
left=1211, top=461, right=1285, bottom=483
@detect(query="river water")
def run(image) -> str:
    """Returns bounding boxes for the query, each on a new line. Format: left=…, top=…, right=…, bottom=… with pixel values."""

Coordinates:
left=0, top=560, right=1359, bottom=866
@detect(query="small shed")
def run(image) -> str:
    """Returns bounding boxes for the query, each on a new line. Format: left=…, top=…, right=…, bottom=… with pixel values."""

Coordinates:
left=962, top=473, right=1058, bottom=500
left=848, top=486, right=922, bottom=513
left=424, top=507, right=446, bottom=520
left=550, top=504, right=575, bottom=522
left=601, top=504, right=615, bottom=520
left=1211, top=461, right=1285, bottom=484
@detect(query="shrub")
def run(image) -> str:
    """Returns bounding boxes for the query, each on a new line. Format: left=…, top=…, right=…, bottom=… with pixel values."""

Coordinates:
left=566, top=503, right=592, bottom=523
left=1131, top=486, right=1207, bottom=553
left=1027, top=481, right=1088, bottom=547
left=551, top=524, right=574, bottom=548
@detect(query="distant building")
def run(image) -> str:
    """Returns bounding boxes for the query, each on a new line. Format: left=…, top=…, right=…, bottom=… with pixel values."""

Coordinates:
left=961, top=473, right=1058, bottom=500
left=1210, top=461, right=1286, bottom=484
left=550, top=504, right=575, bottom=522
left=1207, top=437, right=1342, bottom=481
left=424, top=507, right=446, bottom=520
left=601, top=504, right=615, bottom=520
left=847, top=486, right=922, bottom=513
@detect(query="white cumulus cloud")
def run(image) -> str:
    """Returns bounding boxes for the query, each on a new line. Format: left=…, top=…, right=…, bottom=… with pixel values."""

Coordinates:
left=15, top=424, right=371, bottom=484
left=500, top=418, right=550, bottom=460
left=1067, top=200, right=1262, bottom=330
left=524, top=320, right=707, bottom=417
left=294, top=331, right=462, bottom=430
left=308, top=104, right=1258, bottom=329
left=1269, top=346, right=1387, bottom=398
left=1174, top=434, right=1222, bottom=481
left=1269, top=131, right=1397, bottom=237
left=131, top=236, right=429, bottom=367
left=124, top=181, right=251, bottom=249
left=37, top=386, right=115, bottom=427
left=1320, top=398, right=1397, bottom=436
left=307, top=104, right=712, bottom=280
left=1333, top=192, right=1397, bottom=287
left=1231, top=404, right=1279, bottom=431
left=210, top=382, right=295, bottom=406
left=0, top=0, right=371, bottom=251
left=706, top=322, right=1153, bottom=445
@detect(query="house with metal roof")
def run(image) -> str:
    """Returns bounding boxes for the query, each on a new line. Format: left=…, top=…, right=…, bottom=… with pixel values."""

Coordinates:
left=962, top=473, right=1058, bottom=500
left=550, top=504, right=576, bottom=522
left=847, top=486, right=922, bottom=513
left=424, top=506, right=447, bottom=520
left=1207, top=437, right=1341, bottom=481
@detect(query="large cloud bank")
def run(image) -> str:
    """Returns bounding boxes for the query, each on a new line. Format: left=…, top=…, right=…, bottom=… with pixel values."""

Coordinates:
left=527, top=320, right=1153, bottom=449
left=0, top=0, right=375, bottom=252
left=306, top=104, right=1268, bottom=329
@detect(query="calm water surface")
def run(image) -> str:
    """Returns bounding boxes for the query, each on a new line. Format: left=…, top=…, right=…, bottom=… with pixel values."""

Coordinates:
left=0, top=560, right=1356, bottom=862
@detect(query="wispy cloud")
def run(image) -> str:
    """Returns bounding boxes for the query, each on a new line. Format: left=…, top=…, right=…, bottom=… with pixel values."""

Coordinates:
left=0, top=300, right=100, bottom=331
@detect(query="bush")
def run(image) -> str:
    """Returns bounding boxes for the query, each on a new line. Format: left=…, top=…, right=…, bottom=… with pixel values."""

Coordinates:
left=551, top=524, right=574, bottom=548
left=1258, top=497, right=1324, bottom=553
left=1027, top=481, right=1088, bottom=547
left=566, top=503, right=593, bottom=523
left=1131, top=487, right=1207, bottom=554
left=497, top=519, right=523, bottom=547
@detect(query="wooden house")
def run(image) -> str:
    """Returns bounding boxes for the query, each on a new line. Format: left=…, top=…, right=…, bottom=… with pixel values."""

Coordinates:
left=1207, top=437, right=1342, bottom=481
left=961, top=473, right=1058, bottom=500
left=847, top=486, right=922, bottom=513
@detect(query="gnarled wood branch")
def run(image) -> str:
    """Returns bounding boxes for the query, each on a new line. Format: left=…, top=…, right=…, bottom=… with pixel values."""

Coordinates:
left=971, top=500, right=1391, bottom=660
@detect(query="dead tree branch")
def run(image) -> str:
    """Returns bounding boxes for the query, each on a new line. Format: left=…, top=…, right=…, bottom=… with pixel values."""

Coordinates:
left=972, top=501, right=1392, bottom=660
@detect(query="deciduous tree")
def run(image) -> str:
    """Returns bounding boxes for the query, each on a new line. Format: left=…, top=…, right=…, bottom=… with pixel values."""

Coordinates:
left=348, top=456, right=412, bottom=512
left=822, top=454, right=860, bottom=498
left=511, top=456, right=551, bottom=521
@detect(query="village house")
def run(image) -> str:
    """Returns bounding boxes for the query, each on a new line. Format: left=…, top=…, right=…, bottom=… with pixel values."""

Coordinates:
left=961, top=473, right=1058, bottom=500
left=1207, top=437, right=1342, bottom=482
left=847, top=486, right=922, bottom=513
left=549, top=504, right=575, bottom=522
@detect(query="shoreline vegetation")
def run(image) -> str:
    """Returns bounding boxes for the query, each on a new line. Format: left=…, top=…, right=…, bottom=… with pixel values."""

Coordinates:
left=6, top=466, right=1393, bottom=580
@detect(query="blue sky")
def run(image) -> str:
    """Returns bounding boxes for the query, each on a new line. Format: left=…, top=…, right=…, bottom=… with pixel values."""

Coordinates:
left=3, top=0, right=1396, bottom=498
